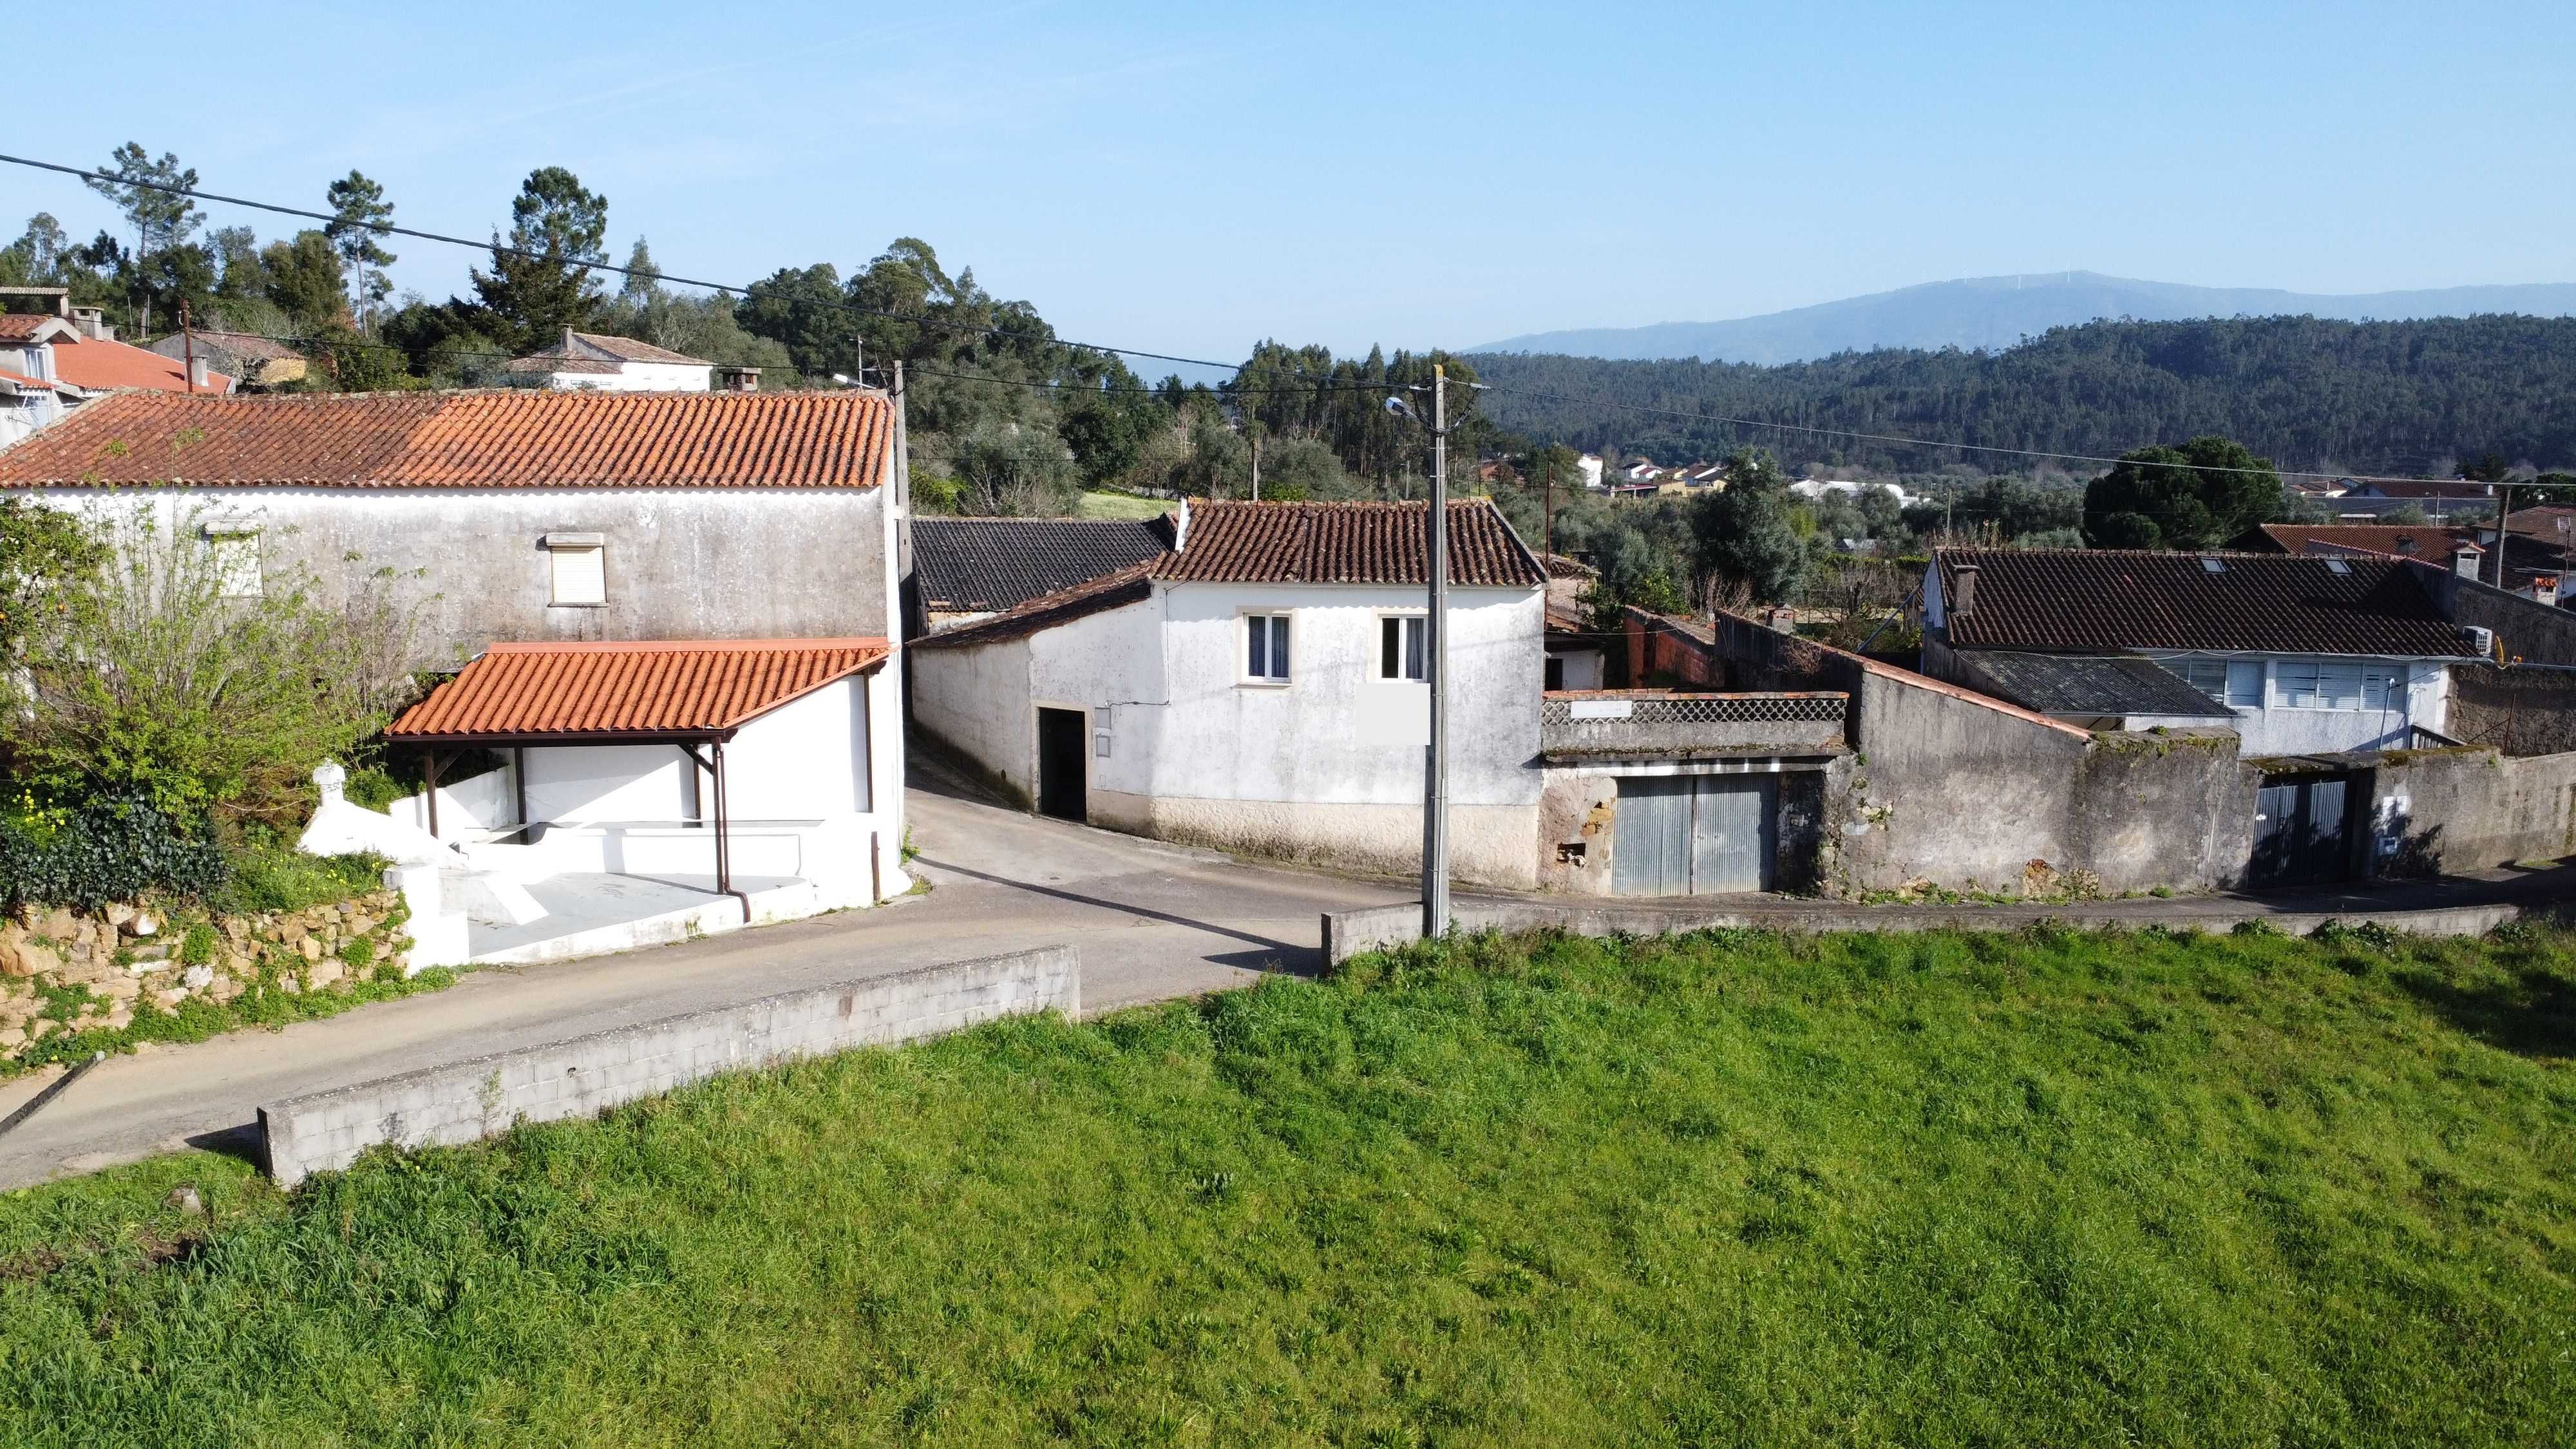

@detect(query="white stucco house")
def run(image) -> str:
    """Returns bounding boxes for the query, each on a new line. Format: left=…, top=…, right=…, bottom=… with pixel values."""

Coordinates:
left=909, top=498, right=1551, bottom=887
left=1923, top=547, right=2481, bottom=754
left=0, top=384, right=913, bottom=958
left=504, top=328, right=722, bottom=392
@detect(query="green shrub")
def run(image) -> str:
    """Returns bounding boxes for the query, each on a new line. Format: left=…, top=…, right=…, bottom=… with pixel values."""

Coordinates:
left=214, top=839, right=385, bottom=915
left=0, top=791, right=228, bottom=913
left=341, top=765, right=407, bottom=811
left=180, top=922, right=218, bottom=967
left=337, top=936, right=375, bottom=971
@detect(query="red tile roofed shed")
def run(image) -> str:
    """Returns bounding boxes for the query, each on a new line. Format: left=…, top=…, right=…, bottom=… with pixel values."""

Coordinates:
left=0, top=388, right=893, bottom=489
left=44, top=334, right=232, bottom=393
left=388, top=639, right=891, bottom=743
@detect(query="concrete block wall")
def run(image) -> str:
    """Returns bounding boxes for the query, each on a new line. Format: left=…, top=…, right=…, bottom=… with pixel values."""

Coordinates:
left=260, top=945, right=1078, bottom=1187
left=2368, top=748, right=2576, bottom=876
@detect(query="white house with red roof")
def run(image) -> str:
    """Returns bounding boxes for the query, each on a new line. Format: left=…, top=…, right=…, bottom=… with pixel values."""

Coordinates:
left=0, top=386, right=911, bottom=958
left=504, top=328, right=719, bottom=392
left=910, top=498, right=1552, bottom=887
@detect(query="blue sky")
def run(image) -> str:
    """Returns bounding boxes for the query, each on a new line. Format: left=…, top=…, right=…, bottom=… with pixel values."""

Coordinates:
left=15, top=1, right=2571, bottom=362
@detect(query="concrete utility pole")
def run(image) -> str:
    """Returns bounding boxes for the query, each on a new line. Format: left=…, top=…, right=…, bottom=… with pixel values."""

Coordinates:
left=2492, top=482, right=2514, bottom=591
left=180, top=299, right=196, bottom=394
left=1423, top=365, right=1451, bottom=939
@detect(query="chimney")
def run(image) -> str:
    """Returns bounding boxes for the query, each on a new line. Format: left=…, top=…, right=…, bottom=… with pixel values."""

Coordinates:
left=714, top=365, right=759, bottom=393
left=2537, top=575, right=2561, bottom=609
left=1950, top=564, right=1979, bottom=618
left=188, top=355, right=211, bottom=390
left=1765, top=606, right=1797, bottom=634
left=2453, top=545, right=2481, bottom=579
left=1170, top=496, right=1192, bottom=553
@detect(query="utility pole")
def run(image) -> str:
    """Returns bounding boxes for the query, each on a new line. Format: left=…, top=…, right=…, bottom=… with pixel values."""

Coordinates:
left=2492, top=482, right=2514, bottom=591
left=1423, top=365, right=1451, bottom=940
left=180, top=299, right=196, bottom=393
left=1542, top=452, right=1554, bottom=561
left=1251, top=426, right=1262, bottom=502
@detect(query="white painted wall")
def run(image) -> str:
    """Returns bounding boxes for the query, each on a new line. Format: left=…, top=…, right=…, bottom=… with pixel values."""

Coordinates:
left=2142, top=651, right=2452, bottom=754
left=536, top=361, right=712, bottom=392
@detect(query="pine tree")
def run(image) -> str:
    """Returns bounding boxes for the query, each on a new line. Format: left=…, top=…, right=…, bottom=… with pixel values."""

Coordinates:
left=468, top=167, right=609, bottom=351
left=323, top=172, right=397, bottom=335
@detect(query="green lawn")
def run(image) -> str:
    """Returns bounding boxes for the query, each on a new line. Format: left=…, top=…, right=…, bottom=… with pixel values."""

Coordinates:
left=3, top=923, right=2571, bottom=1446
left=1074, top=489, right=1177, bottom=520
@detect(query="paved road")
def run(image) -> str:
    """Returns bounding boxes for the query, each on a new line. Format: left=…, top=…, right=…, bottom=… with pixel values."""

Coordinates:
left=0, top=780, right=1408, bottom=1192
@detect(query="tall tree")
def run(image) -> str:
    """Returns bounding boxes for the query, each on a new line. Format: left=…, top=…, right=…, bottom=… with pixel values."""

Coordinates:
left=468, top=166, right=609, bottom=350
left=618, top=236, right=661, bottom=305
left=323, top=171, right=397, bottom=335
left=0, top=214, right=73, bottom=284
left=81, top=144, right=201, bottom=334
left=2081, top=435, right=2284, bottom=549
left=260, top=231, right=348, bottom=334
left=1691, top=448, right=1808, bottom=605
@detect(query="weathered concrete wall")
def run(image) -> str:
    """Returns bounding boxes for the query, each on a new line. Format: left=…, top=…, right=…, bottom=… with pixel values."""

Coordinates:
left=260, top=945, right=1078, bottom=1187
left=65, top=487, right=895, bottom=670
left=1667, top=609, right=2255, bottom=896
left=2410, top=558, right=2576, bottom=666
left=1322, top=896, right=2535, bottom=968
left=2448, top=665, right=2576, bottom=756
left=2366, top=748, right=2576, bottom=876
left=910, top=633, right=1039, bottom=808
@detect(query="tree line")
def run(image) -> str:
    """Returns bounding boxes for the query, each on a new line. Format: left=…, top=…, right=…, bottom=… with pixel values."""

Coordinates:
left=1467, top=315, right=2576, bottom=478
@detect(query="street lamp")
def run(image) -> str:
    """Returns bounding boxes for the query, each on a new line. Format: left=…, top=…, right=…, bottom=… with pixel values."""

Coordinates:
left=1385, top=366, right=1450, bottom=939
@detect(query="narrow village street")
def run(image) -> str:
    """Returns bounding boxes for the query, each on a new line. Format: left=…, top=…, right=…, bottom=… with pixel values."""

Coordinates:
left=0, top=777, right=1410, bottom=1191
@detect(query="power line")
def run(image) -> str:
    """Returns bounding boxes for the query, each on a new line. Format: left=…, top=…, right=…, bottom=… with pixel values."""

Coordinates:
left=0, top=150, right=1254, bottom=375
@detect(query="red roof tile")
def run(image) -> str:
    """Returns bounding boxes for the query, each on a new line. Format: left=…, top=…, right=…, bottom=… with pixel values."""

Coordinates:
left=45, top=335, right=232, bottom=394
left=388, top=638, right=891, bottom=742
left=0, top=388, right=893, bottom=489
left=0, top=314, right=66, bottom=341
left=1162, top=498, right=1544, bottom=587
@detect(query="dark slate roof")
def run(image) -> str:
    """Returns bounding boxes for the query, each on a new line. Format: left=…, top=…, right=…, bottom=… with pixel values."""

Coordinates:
left=1935, top=547, right=2477, bottom=658
left=1161, top=499, right=1546, bottom=587
left=912, top=517, right=1171, bottom=615
left=1949, top=650, right=2233, bottom=719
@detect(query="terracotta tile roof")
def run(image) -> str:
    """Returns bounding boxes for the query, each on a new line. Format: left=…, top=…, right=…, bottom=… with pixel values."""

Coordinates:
left=1934, top=547, right=2476, bottom=658
left=913, top=516, right=1171, bottom=616
left=1162, top=498, right=1545, bottom=587
left=501, top=354, right=623, bottom=374
left=388, top=638, right=891, bottom=743
left=45, top=335, right=232, bottom=394
left=0, top=366, right=71, bottom=393
left=506, top=330, right=708, bottom=372
left=0, top=388, right=892, bottom=489
left=569, top=331, right=707, bottom=365
left=1540, top=552, right=1597, bottom=579
left=0, top=314, right=66, bottom=341
left=166, top=330, right=305, bottom=362
left=911, top=565, right=1158, bottom=650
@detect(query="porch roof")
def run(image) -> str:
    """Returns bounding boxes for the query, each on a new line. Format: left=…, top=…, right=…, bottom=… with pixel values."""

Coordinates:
left=388, top=638, right=891, bottom=746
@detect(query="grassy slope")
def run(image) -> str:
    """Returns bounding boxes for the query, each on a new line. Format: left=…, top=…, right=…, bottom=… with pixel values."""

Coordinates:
left=1074, top=490, right=1177, bottom=520
left=1, top=924, right=2570, bottom=1446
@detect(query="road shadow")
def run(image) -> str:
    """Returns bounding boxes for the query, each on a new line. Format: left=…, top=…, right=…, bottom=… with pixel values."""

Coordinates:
left=915, top=856, right=1302, bottom=956
left=184, top=1122, right=268, bottom=1172
left=1203, top=943, right=1319, bottom=979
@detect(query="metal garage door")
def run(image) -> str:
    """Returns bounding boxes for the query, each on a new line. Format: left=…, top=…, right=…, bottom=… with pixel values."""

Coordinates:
left=2250, top=773, right=2351, bottom=887
left=1612, top=775, right=1777, bottom=896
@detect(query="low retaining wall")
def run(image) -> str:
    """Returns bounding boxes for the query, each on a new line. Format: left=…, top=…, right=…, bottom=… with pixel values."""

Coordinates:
left=1321, top=898, right=2533, bottom=968
left=260, top=945, right=1079, bottom=1187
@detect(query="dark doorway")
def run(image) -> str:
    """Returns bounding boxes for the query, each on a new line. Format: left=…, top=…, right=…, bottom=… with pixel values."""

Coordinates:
left=2251, top=773, right=2354, bottom=888
left=1036, top=708, right=1088, bottom=822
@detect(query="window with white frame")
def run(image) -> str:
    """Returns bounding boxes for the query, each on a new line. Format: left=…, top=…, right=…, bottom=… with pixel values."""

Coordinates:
left=1378, top=614, right=1427, bottom=681
left=2177, top=658, right=2262, bottom=708
left=205, top=524, right=261, bottom=598
left=2273, top=660, right=2406, bottom=711
left=1244, top=612, right=1291, bottom=682
left=545, top=533, right=607, bottom=606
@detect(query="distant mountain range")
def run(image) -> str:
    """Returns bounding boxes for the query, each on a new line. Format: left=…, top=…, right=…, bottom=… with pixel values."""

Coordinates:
left=1468, top=273, right=2576, bottom=365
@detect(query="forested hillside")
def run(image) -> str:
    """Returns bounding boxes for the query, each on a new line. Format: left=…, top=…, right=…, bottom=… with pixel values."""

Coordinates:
left=1471, top=316, right=2576, bottom=477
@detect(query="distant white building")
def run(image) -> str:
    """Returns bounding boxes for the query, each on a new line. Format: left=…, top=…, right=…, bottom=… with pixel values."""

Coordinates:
left=1791, top=478, right=1918, bottom=508
left=1577, top=453, right=1605, bottom=490
left=504, top=328, right=724, bottom=392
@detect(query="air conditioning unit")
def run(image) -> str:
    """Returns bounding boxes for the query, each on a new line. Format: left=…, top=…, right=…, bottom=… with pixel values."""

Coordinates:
left=2459, top=625, right=2496, bottom=659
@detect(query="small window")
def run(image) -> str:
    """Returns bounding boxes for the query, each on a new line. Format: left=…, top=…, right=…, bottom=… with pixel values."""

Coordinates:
left=1245, top=613, right=1291, bottom=682
left=1379, top=615, right=1428, bottom=681
left=549, top=540, right=606, bottom=606
left=211, top=533, right=261, bottom=598
left=2200, top=556, right=2226, bottom=574
left=2175, top=658, right=2262, bottom=708
left=2323, top=558, right=2351, bottom=575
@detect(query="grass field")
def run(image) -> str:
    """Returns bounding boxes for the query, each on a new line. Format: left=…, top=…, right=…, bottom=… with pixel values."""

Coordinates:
left=1075, top=489, right=1178, bottom=520
left=2, top=922, right=2571, bottom=1446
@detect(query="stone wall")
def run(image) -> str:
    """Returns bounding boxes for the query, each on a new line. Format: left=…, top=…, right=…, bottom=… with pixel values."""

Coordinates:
left=0, top=891, right=410, bottom=1063
left=2447, top=665, right=2576, bottom=757
left=2365, top=748, right=2576, bottom=877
